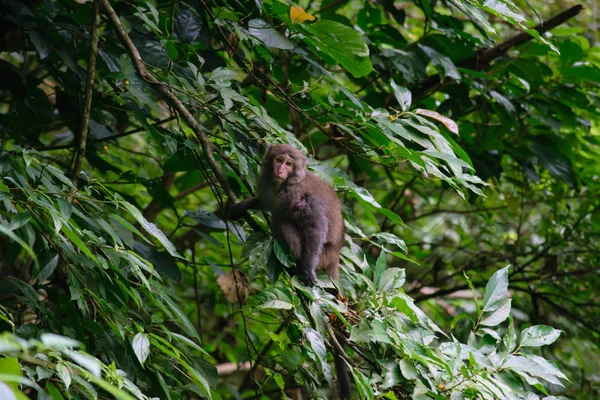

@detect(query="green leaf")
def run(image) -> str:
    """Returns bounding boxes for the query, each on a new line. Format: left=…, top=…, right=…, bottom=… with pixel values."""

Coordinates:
left=35, top=254, right=59, bottom=282
left=0, top=358, right=21, bottom=381
left=40, top=333, right=80, bottom=349
left=304, top=20, right=373, bottom=78
left=305, top=328, right=332, bottom=383
left=64, top=350, right=102, bottom=377
left=248, top=19, right=293, bottom=50
left=482, top=265, right=509, bottom=312
left=373, top=249, right=386, bottom=288
left=519, top=325, right=562, bottom=348
left=451, top=312, right=475, bottom=329
left=0, top=381, right=16, bottom=400
left=158, top=292, right=200, bottom=341
left=379, top=268, right=405, bottom=292
left=61, top=224, right=98, bottom=263
left=273, top=240, right=292, bottom=267
left=259, top=300, right=293, bottom=310
left=121, top=200, right=182, bottom=259
left=46, top=382, right=65, bottom=400
left=504, top=355, right=567, bottom=386
left=0, top=225, right=38, bottom=269
left=390, top=80, right=411, bottom=112
left=132, top=332, right=151, bottom=366
left=480, top=298, right=511, bottom=327
left=56, top=363, right=71, bottom=390
left=372, top=232, right=407, bottom=252
left=85, top=373, right=138, bottom=400
left=562, top=66, right=600, bottom=84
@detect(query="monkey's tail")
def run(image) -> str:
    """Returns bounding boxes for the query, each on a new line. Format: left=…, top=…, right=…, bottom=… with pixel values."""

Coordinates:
left=335, top=350, right=352, bottom=400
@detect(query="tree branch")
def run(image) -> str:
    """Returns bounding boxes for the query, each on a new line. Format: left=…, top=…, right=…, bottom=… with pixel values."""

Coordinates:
left=100, top=0, right=238, bottom=202
left=71, top=0, right=101, bottom=185
left=411, top=5, right=584, bottom=103
left=36, top=117, right=177, bottom=152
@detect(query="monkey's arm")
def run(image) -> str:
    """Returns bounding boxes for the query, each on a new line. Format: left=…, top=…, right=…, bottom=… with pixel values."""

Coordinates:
left=227, top=197, right=261, bottom=220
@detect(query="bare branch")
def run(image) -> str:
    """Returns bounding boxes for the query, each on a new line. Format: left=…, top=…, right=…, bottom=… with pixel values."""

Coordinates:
left=411, top=5, right=584, bottom=103
left=71, top=0, right=101, bottom=185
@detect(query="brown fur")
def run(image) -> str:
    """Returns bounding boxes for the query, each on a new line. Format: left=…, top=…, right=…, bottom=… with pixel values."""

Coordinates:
left=229, top=144, right=344, bottom=285
left=228, top=144, right=350, bottom=399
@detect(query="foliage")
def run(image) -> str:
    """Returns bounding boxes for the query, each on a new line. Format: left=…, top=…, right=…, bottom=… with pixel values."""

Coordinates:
left=0, top=0, right=598, bottom=399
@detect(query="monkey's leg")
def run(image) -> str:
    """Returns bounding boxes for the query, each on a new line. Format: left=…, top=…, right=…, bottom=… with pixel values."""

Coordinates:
left=278, top=221, right=302, bottom=259
left=319, top=244, right=340, bottom=281
left=298, top=216, right=328, bottom=286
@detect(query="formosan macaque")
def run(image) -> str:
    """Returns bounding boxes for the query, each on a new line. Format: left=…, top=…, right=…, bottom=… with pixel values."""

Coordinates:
left=228, top=144, right=345, bottom=287
left=228, top=144, right=351, bottom=399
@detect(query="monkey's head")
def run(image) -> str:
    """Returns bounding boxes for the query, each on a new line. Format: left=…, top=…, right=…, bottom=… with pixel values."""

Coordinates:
left=264, top=144, right=306, bottom=184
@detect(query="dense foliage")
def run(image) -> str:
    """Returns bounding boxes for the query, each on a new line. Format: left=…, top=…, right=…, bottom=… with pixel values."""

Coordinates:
left=0, top=0, right=598, bottom=399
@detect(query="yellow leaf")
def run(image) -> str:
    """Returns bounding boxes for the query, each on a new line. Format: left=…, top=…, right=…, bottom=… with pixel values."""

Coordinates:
left=290, top=5, right=315, bottom=23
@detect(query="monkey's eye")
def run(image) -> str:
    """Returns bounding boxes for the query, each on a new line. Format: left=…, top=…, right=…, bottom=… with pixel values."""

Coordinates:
left=286, top=161, right=292, bottom=167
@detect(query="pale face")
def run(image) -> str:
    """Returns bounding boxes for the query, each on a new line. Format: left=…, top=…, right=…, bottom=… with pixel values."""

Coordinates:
left=272, top=154, right=295, bottom=182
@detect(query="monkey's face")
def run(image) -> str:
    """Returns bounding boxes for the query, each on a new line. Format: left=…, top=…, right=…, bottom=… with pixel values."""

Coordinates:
left=272, top=154, right=295, bottom=182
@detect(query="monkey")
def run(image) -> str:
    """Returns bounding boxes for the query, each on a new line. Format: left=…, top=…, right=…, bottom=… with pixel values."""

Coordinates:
left=228, top=144, right=351, bottom=399
left=228, top=144, right=345, bottom=287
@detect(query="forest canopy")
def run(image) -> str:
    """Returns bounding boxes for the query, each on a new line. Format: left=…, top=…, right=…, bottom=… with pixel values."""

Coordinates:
left=0, top=0, right=599, bottom=399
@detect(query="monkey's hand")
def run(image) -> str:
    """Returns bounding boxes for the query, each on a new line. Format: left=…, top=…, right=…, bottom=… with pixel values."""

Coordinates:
left=226, top=202, right=246, bottom=220
left=226, top=197, right=261, bottom=220
left=300, top=268, right=317, bottom=287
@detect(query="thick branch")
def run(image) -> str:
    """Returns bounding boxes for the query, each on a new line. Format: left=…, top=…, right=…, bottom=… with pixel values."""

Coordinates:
left=71, top=0, right=101, bottom=185
left=100, top=0, right=238, bottom=202
left=411, top=5, right=583, bottom=102
left=35, top=116, right=177, bottom=151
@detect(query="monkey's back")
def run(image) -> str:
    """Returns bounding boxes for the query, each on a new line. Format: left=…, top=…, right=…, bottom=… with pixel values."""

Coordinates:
left=277, top=171, right=344, bottom=248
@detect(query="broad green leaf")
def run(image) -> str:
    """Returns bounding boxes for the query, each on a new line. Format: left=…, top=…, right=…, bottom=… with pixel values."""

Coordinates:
left=121, top=201, right=182, bottom=259
left=481, top=299, right=511, bottom=327
left=72, top=375, right=98, bottom=400
left=273, top=240, right=292, bottom=267
left=259, top=300, right=293, bottom=310
left=64, top=350, right=102, bottom=377
left=372, top=232, right=407, bottom=252
left=40, top=333, right=80, bottom=349
left=519, top=325, right=562, bottom=348
left=304, top=20, right=373, bottom=78
left=0, top=358, right=21, bottom=381
left=390, top=80, right=411, bottom=112
left=248, top=19, right=293, bottom=50
left=352, top=367, right=375, bottom=399
left=56, top=363, right=71, bottom=390
left=132, top=333, right=151, bottom=366
left=46, top=382, right=65, bottom=400
left=482, top=266, right=510, bottom=312
left=35, top=255, right=59, bottom=282
left=379, top=268, right=406, bottom=292
left=504, top=355, right=567, bottom=386
left=305, top=328, right=332, bottom=383
left=0, top=381, right=16, bottom=400
left=373, top=249, right=386, bottom=288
